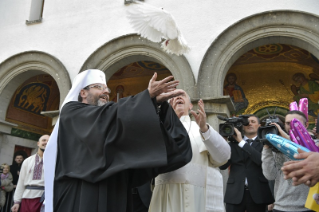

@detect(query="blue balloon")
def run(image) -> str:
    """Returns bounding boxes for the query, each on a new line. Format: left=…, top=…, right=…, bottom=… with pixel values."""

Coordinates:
left=265, top=134, right=310, bottom=160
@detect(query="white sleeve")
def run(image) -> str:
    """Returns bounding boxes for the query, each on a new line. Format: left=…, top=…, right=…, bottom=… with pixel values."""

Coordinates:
left=201, top=125, right=231, bottom=166
left=14, top=159, right=27, bottom=203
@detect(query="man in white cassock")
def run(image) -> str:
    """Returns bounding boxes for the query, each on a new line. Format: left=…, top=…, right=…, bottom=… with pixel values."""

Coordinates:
left=149, top=89, right=231, bottom=212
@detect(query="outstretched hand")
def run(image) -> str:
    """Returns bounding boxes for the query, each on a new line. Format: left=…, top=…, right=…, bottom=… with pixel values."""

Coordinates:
left=148, top=73, right=179, bottom=99
left=282, top=148, right=319, bottom=187
left=190, top=99, right=208, bottom=132
left=156, top=90, right=185, bottom=103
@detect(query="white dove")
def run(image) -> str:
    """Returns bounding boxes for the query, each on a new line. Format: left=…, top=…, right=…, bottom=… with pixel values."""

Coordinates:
left=127, top=1, right=190, bottom=56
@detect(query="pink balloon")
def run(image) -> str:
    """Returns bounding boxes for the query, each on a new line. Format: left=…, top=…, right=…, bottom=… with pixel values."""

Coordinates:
left=289, top=129, right=300, bottom=145
left=290, top=118, right=319, bottom=152
left=298, top=98, right=308, bottom=121
left=289, top=101, right=298, bottom=111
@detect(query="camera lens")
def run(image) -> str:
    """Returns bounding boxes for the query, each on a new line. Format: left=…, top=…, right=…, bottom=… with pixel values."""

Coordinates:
left=219, top=123, right=234, bottom=136
left=258, top=125, right=278, bottom=139
left=223, top=126, right=232, bottom=134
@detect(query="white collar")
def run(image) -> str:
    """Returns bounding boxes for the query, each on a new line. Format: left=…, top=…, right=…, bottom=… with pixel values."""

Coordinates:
left=244, top=135, right=257, bottom=141
left=180, top=115, right=191, bottom=123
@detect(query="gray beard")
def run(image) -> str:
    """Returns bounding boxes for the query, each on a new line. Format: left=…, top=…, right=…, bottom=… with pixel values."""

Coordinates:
left=87, top=93, right=107, bottom=106
left=97, top=99, right=107, bottom=106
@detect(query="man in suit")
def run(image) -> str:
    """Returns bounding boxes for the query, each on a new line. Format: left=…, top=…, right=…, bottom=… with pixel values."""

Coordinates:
left=220, top=115, right=274, bottom=212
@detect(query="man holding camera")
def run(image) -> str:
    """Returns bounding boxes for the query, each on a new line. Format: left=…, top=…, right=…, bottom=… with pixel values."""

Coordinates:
left=220, top=115, right=274, bottom=212
left=262, top=111, right=312, bottom=212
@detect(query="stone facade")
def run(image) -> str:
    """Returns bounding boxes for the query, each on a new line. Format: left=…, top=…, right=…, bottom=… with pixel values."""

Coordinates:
left=1, top=0, right=319, bottom=164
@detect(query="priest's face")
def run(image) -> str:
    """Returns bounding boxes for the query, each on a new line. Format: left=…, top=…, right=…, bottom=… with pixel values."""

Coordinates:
left=84, top=84, right=110, bottom=106
left=169, top=89, right=193, bottom=118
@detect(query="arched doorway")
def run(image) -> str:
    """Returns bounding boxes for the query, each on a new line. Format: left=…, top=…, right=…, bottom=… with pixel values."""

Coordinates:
left=198, top=10, right=319, bottom=125
left=0, top=51, right=70, bottom=164
left=223, top=43, right=319, bottom=116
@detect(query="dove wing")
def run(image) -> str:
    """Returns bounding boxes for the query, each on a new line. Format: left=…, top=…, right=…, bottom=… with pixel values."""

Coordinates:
left=127, top=2, right=179, bottom=42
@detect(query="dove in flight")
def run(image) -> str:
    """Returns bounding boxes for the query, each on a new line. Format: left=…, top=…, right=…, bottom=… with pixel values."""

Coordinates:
left=127, top=1, right=190, bottom=56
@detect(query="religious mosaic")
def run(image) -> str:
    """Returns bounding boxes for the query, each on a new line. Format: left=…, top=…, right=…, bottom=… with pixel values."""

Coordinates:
left=14, top=83, right=50, bottom=114
left=225, top=44, right=319, bottom=123
left=223, top=73, right=249, bottom=114
left=108, top=61, right=172, bottom=102
left=6, top=74, right=60, bottom=136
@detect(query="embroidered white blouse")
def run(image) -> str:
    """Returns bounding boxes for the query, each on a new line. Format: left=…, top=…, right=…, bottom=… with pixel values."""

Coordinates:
left=14, top=154, right=44, bottom=203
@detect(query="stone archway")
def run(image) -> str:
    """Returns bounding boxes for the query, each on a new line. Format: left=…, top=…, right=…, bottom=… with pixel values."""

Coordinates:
left=0, top=51, right=70, bottom=164
left=198, top=10, right=319, bottom=99
left=80, top=34, right=196, bottom=98
left=0, top=51, right=71, bottom=121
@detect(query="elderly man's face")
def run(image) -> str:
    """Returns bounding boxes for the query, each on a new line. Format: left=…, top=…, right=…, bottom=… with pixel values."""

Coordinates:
left=83, top=84, right=110, bottom=106
left=170, top=89, right=192, bottom=118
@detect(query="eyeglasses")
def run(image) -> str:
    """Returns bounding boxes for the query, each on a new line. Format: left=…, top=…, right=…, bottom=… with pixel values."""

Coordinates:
left=84, top=84, right=111, bottom=93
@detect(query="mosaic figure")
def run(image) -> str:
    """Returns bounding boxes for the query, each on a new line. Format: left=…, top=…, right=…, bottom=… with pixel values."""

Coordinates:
left=224, top=73, right=249, bottom=114
left=291, top=73, right=319, bottom=117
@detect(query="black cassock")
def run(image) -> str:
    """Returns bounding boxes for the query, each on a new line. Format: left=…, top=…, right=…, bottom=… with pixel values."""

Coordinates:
left=53, top=90, right=192, bottom=212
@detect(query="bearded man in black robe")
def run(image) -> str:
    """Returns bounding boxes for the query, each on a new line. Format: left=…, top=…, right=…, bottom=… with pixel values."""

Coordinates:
left=44, top=69, right=192, bottom=212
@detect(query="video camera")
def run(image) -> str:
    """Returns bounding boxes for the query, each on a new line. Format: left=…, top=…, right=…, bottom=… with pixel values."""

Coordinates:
left=257, top=108, right=280, bottom=152
left=217, top=115, right=250, bottom=142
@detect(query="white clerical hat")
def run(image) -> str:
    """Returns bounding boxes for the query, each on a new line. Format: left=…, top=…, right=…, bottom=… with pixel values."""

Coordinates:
left=61, top=69, right=106, bottom=108
left=44, top=69, right=106, bottom=212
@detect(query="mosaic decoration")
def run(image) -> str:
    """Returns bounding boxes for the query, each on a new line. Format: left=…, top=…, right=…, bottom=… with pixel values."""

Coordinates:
left=223, top=73, right=249, bottom=115
left=291, top=73, right=319, bottom=117
left=14, top=83, right=50, bottom=114
left=6, top=75, right=60, bottom=136
left=108, top=61, right=172, bottom=102
left=226, top=44, right=319, bottom=124
left=253, top=44, right=283, bottom=55
left=137, top=61, right=168, bottom=71
left=110, top=61, right=171, bottom=80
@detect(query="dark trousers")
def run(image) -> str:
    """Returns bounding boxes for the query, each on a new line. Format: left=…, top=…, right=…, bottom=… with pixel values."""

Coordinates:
left=226, top=189, right=267, bottom=212
left=132, top=191, right=148, bottom=212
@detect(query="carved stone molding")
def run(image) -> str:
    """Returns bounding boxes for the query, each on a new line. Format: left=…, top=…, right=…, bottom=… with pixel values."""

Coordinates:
left=80, top=34, right=196, bottom=98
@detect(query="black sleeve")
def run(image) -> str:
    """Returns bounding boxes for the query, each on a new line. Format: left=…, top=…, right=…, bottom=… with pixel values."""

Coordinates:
left=242, top=143, right=262, bottom=166
left=55, top=90, right=191, bottom=184
left=219, top=160, right=231, bottom=170
left=129, top=101, right=192, bottom=187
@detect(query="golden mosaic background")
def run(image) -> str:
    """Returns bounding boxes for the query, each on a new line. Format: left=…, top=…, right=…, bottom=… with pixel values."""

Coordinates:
left=226, top=44, right=319, bottom=123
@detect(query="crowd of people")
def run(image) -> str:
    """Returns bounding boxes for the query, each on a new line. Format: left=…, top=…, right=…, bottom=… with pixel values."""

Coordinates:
left=1, top=69, right=319, bottom=212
